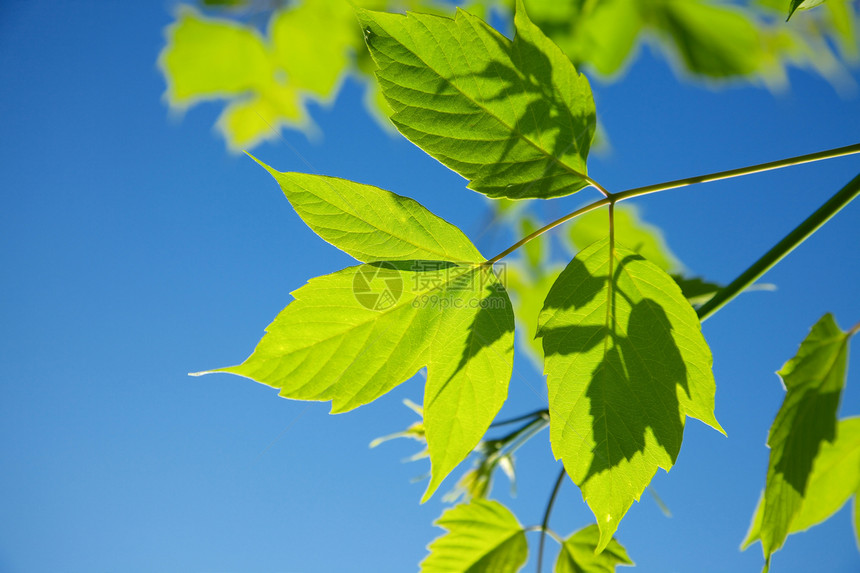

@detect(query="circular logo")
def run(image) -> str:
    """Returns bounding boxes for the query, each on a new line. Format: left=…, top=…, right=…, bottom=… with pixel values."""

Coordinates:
left=352, top=263, right=403, bottom=311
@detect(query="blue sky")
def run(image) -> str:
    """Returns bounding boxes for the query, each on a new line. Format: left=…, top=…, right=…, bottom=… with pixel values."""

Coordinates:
left=1, top=1, right=860, bottom=572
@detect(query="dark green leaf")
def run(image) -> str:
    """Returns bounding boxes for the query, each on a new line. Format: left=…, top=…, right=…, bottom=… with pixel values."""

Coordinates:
left=788, top=0, right=827, bottom=21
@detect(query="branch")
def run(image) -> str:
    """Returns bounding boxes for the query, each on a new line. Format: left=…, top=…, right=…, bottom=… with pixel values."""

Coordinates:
left=697, top=172, right=860, bottom=322
left=536, top=468, right=567, bottom=573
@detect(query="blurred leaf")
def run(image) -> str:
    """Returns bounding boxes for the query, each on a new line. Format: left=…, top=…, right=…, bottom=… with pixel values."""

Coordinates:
left=422, top=500, right=528, bottom=573
left=370, top=400, right=426, bottom=449
left=358, top=0, right=597, bottom=199
left=789, top=0, right=827, bottom=21
left=270, top=0, right=355, bottom=98
left=555, top=524, right=634, bottom=573
left=568, top=204, right=680, bottom=273
left=520, top=216, right=544, bottom=271
left=538, top=238, right=722, bottom=551
left=505, top=264, right=561, bottom=369
left=671, top=275, right=723, bottom=307
left=650, top=0, right=763, bottom=78
left=160, top=8, right=274, bottom=105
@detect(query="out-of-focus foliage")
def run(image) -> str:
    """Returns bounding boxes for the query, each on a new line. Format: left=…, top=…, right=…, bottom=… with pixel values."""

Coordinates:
left=160, top=0, right=858, bottom=151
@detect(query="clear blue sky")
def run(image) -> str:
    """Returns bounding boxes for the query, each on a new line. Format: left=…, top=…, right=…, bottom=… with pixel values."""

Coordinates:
left=1, top=1, right=859, bottom=572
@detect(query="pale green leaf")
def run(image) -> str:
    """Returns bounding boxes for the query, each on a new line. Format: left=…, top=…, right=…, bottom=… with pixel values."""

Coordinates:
left=270, top=0, right=356, bottom=99
left=505, top=264, right=561, bottom=369
left=567, top=204, right=680, bottom=273
left=789, top=0, right=827, bottom=21
left=520, top=216, right=544, bottom=271
left=555, top=524, right=634, bottom=573
left=421, top=499, right=527, bottom=573
left=743, top=417, right=860, bottom=557
left=250, top=159, right=483, bottom=262
left=756, top=313, right=851, bottom=558
left=357, top=0, right=596, bottom=200
left=197, top=262, right=513, bottom=500
left=537, top=238, right=723, bottom=550
left=216, top=87, right=305, bottom=151
left=159, top=8, right=273, bottom=106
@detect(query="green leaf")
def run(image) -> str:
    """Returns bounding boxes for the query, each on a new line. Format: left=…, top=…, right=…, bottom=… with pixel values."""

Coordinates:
left=754, top=314, right=852, bottom=559
left=198, top=261, right=513, bottom=500
left=357, top=0, right=596, bottom=200
left=649, top=1, right=764, bottom=78
left=567, top=204, right=680, bottom=273
left=743, top=417, right=860, bottom=556
left=788, top=1, right=827, bottom=21
left=270, top=0, right=356, bottom=99
left=159, top=8, right=272, bottom=106
left=670, top=275, right=723, bottom=307
left=537, top=237, right=723, bottom=550
left=421, top=500, right=528, bottom=573
left=216, top=86, right=305, bottom=150
left=250, top=158, right=483, bottom=263
left=525, top=0, right=643, bottom=77
left=520, top=216, right=544, bottom=271
left=555, top=524, right=634, bottom=573
left=505, top=264, right=561, bottom=369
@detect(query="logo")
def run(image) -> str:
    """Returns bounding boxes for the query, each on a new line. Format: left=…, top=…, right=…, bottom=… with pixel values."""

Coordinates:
left=353, top=262, right=403, bottom=311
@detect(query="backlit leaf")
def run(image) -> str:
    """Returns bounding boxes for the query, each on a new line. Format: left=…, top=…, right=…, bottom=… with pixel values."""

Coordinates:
left=537, top=237, right=723, bottom=550
left=198, top=261, right=513, bottom=499
left=742, top=314, right=854, bottom=561
left=358, top=0, right=596, bottom=200
left=555, top=524, right=633, bottom=573
left=422, top=500, right=527, bottom=573
left=743, top=417, right=860, bottom=562
left=250, top=158, right=483, bottom=263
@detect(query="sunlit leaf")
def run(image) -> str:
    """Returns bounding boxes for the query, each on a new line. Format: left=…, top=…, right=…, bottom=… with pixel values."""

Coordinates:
left=555, top=524, right=633, bottom=573
left=743, top=418, right=860, bottom=561
left=789, top=0, right=827, bottom=21
left=752, top=314, right=852, bottom=559
left=198, top=260, right=513, bottom=499
left=358, top=0, right=596, bottom=199
left=422, top=500, right=528, bottom=573
left=537, top=237, right=723, bottom=550
left=250, top=158, right=483, bottom=263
